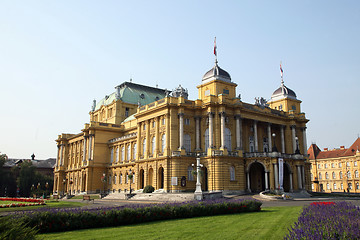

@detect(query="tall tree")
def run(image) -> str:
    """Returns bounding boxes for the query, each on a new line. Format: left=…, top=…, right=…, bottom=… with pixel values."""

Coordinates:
left=17, top=161, right=37, bottom=197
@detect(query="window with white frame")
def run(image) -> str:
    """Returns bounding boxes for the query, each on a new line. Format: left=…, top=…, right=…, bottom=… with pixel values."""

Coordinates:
left=325, top=172, right=329, bottom=179
left=205, top=128, right=209, bottom=152
left=114, top=175, right=117, bottom=184
left=347, top=162, right=350, bottom=167
left=187, top=166, right=194, bottom=181
left=127, top=144, right=131, bottom=161
left=347, top=171, right=351, bottom=179
left=319, top=173, right=322, bottom=180
left=151, top=136, right=156, bottom=155
left=161, top=134, right=166, bottom=152
left=324, top=163, right=327, bottom=169
left=142, top=138, right=146, bottom=156
left=355, top=170, right=359, bottom=178
left=334, top=183, right=337, bottom=190
left=121, top=147, right=125, bottom=162
left=185, top=118, right=190, bottom=125
left=120, top=174, right=122, bottom=184
left=125, top=173, right=128, bottom=183
left=349, top=183, right=353, bottom=189
left=326, top=183, right=330, bottom=190
left=184, top=134, right=191, bottom=152
left=340, top=171, right=343, bottom=179
left=356, top=182, right=359, bottom=190
left=263, top=137, right=269, bottom=152
left=162, top=118, right=165, bottom=125
left=225, top=128, right=232, bottom=150
left=311, top=183, right=314, bottom=190
left=116, top=147, right=119, bottom=162
left=318, top=164, right=321, bottom=169
left=110, top=148, right=114, bottom=163
left=331, top=163, right=335, bottom=168
left=230, top=166, right=235, bottom=181
left=249, top=136, right=255, bottom=152
left=133, top=143, right=137, bottom=159
left=354, top=161, right=358, bottom=167
left=339, top=162, right=342, bottom=168
left=341, top=183, right=344, bottom=189
left=332, top=172, right=336, bottom=179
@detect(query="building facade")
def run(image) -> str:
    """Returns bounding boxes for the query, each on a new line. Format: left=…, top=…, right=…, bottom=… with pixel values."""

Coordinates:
left=308, top=138, right=360, bottom=193
left=53, top=58, right=310, bottom=195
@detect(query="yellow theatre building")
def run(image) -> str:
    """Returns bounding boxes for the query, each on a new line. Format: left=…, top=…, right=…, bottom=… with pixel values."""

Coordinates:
left=53, top=57, right=311, bottom=196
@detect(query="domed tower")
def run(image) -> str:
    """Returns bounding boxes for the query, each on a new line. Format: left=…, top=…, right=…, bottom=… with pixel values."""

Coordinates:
left=197, top=60, right=237, bottom=101
left=268, top=78, right=302, bottom=113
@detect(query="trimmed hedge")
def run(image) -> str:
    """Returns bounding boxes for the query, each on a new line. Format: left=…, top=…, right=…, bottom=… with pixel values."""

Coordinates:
left=143, top=185, right=155, bottom=193
left=12, top=198, right=261, bottom=233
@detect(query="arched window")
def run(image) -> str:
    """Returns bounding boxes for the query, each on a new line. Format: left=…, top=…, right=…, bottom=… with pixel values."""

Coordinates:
left=341, top=183, right=344, bottom=190
left=334, top=183, right=337, bottom=190
left=121, top=147, right=125, bottom=162
left=125, top=173, right=128, bottom=184
left=116, top=147, right=119, bottom=162
left=184, top=134, right=191, bottom=152
left=332, top=172, right=336, bottom=179
left=356, top=182, right=359, bottom=190
left=355, top=170, right=359, bottom=178
left=326, top=183, right=330, bottom=190
left=110, top=148, right=114, bottom=163
left=142, top=138, right=146, bottom=157
left=133, top=143, right=137, bottom=159
left=347, top=171, right=351, bottom=179
left=120, top=174, right=122, bottom=184
left=319, top=173, right=322, bottom=180
left=187, top=166, right=194, bottom=181
left=349, top=183, right=353, bottom=189
left=205, top=128, right=209, bottom=152
left=127, top=144, right=131, bottom=161
left=151, top=136, right=156, bottom=155
left=325, top=172, right=329, bottom=179
left=339, top=171, right=343, bottom=179
left=225, top=128, right=232, bottom=150
left=161, top=134, right=166, bottom=152
left=114, top=174, right=117, bottom=184
left=230, top=166, right=235, bottom=181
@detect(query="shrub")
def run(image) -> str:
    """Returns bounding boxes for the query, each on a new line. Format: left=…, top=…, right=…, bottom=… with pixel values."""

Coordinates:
left=14, top=198, right=261, bottom=233
left=285, top=201, right=360, bottom=239
left=143, top=185, right=155, bottom=193
left=0, top=216, right=38, bottom=240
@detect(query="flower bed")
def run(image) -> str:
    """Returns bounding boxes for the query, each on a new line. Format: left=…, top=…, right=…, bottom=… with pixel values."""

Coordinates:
left=13, top=198, right=261, bottom=233
left=285, top=201, right=360, bottom=239
left=0, top=197, right=45, bottom=208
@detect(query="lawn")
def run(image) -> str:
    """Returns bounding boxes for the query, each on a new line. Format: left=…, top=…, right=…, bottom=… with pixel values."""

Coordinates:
left=40, top=206, right=302, bottom=240
left=0, top=200, right=86, bottom=212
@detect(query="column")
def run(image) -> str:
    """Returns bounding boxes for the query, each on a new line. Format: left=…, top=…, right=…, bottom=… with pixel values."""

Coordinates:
left=247, top=172, right=251, bottom=192
left=267, top=123, right=272, bottom=151
left=297, top=165, right=303, bottom=189
left=136, top=123, right=141, bottom=160
left=265, top=171, right=269, bottom=190
left=88, top=135, right=92, bottom=161
left=289, top=173, right=293, bottom=192
left=301, top=165, right=305, bottom=190
left=209, top=112, right=214, bottom=148
left=82, top=136, right=87, bottom=162
left=195, top=116, right=201, bottom=150
left=280, top=125, right=285, bottom=153
left=291, top=125, right=296, bottom=153
left=56, top=145, right=60, bottom=167
left=254, top=120, right=258, bottom=152
left=274, top=163, right=279, bottom=189
left=220, top=112, right=226, bottom=149
left=155, top=117, right=160, bottom=155
left=302, top=127, right=308, bottom=155
left=60, top=144, right=64, bottom=166
left=145, top=120, right=150, bottom=158
left=235, top=115, right=242, bottom=150
left=178, top=113, right=184, bottom=149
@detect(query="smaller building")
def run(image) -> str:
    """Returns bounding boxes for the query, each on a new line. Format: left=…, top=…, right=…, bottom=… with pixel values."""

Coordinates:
left=308, top=138, right=360, bottom=193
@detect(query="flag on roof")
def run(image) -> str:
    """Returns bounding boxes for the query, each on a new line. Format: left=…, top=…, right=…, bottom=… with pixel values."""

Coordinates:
left=280, top=62, right=283, bottom=78
left=214, top=37, right=217, bottom=56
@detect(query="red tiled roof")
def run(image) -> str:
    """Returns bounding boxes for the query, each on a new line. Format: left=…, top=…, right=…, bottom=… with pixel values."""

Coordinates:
left=307, top=138, right=360, bottom=160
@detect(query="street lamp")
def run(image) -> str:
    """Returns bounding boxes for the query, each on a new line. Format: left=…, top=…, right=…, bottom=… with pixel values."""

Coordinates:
left=295, top=137, right=300, bottom=154
left=272, top=133, right=278, bottom=152
left=101, top=173, right=106, bottom=196
left=62, top=179, right=66, bottom=197
left=193, top=153, right=203, bottom=200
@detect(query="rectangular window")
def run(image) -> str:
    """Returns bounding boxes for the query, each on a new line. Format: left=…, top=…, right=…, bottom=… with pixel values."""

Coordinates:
left=205, top=90, right=210, bottom=96
left=339, top=162, right=342, bottom=168
left=223, top=89, right=229, bottom=94
left=185, top=119, right=190, bottom=125
left=125, top=107, right=129, bottom=118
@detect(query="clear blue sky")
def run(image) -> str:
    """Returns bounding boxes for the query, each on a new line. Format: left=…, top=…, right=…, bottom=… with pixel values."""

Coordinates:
left=1, top=1, right=359, bottom=159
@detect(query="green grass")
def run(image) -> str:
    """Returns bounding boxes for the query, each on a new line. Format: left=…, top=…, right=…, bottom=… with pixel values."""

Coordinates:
left=39, top=206, right=302, bottom=240
left=0, top=200, right=87, bottom=212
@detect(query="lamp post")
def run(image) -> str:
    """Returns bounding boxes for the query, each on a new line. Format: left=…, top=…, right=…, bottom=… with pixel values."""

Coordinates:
left=272, top=133, right=278, bottom=152
left=62, top=179, right=66, bottom=197
left=295, top=137, right=300, bottom=154
left=193, top=154, right=203, bottom=200
left=101, top=173, right=106, bottom=196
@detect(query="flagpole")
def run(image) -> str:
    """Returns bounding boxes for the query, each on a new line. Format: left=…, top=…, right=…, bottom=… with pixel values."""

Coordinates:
left=214, top=37, right=218, bottom=64
left=280, top=61, right=284, bottom=85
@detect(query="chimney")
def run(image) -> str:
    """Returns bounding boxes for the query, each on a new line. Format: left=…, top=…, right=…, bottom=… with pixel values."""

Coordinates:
left=340, top=146, right=345, bottom=150
left=324, top=148, right=328, bottom=151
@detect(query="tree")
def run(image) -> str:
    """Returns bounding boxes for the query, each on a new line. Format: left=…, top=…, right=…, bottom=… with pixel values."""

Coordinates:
left=0, top=153, right=17, bottom=197
left=17, top=161, right=37, bottom=197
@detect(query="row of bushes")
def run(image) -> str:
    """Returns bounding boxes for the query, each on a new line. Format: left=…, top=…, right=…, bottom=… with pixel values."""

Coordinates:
left=285, top=201, right=360, bottom=239
left=10, top=198, right=261, bottom=234
left=0, top=197, right=44, bottom=203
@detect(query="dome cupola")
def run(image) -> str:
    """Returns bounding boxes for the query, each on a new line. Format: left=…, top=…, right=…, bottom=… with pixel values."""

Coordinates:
left=202, top=61, right=231, bottom=84
left=270, top=79, right=297, bottom=101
